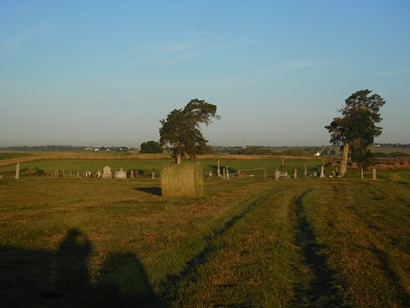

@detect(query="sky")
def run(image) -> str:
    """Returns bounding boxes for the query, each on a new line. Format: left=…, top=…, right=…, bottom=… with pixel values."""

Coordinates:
left=1, top=0, right=409, bottom=147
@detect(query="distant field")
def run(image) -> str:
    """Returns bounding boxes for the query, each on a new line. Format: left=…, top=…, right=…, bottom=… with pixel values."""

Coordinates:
left=0, top=152, right=34, bottom=160
left=0, top=163, right=409, bottom=306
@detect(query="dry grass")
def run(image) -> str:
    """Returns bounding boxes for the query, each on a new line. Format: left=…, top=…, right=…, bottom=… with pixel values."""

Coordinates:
left=1, top=162, right=409, bottom=306
left=161, top=163, right=203, bottom=197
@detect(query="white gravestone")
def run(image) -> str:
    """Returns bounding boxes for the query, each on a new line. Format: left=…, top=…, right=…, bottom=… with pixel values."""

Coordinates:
left=15, top=163, right=20, bottom=179
left=115, top=167, right=127, bottom=179
left=320, top=165, right=325, bottom=178
left=102, top=166, right=112, bottom=178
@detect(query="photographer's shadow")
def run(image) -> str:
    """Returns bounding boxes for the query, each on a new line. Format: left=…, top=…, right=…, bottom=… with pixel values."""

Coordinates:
left=0, top=228, right=163, bottom=307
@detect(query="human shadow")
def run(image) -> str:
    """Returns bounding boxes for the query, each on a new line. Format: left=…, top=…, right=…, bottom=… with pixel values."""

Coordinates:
left=91, top=253, right=166, bottom=307
left=135, top=187, right=162, bottom=196
left=53, top=228, right=92, bottom=294
left=0, top=228, right=162, bottom=307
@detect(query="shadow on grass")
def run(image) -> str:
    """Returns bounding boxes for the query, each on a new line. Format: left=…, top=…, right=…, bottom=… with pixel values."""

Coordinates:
left=0, top=228, right=165, bottom=307
left=370, top=247, right=410, bottom=306
left=135, top=187, right=162, bottom=196
left=293, top=189, right=346, bottom=307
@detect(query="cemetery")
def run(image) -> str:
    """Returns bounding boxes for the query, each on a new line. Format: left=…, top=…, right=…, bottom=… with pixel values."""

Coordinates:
left=0, top=152, right=409, bottom=306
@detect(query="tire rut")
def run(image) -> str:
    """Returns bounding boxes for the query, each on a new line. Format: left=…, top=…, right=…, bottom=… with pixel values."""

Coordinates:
left=293, top=189, right=346, bottom=307
left=157, top=187, right=274, bottom=303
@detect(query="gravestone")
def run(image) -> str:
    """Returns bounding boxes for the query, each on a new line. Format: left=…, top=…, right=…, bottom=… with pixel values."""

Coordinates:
left=226, top=167, right=230, bottom=180
left=102, top=166, right=112, bottom=178
left=320, top=165, right=325, bottom=178
left=15, top=163, right=20, bottom=179
left=130, top=170, right=135, bottom=178
left=303, top=164, right=308, bottom=177
left=372, top=168, right=376, bottom=180
left=151, top=168, right=156, bottom=179
left=294, top=169, right=297, bottom=179
left=280, top=159, right=288, bottom=177
left=274, top=169, right=280, bottom=181
left=217, top=160, right=221, bottom=177
left=115, top=167, right=127, bottom=179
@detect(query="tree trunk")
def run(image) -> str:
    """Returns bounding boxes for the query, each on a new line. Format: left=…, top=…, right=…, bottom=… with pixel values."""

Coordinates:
left=340, top=143, right=349, bottom=177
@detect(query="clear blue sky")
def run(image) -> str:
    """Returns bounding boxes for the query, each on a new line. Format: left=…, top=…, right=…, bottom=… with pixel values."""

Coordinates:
left=1, top=0, right=409, bottom=147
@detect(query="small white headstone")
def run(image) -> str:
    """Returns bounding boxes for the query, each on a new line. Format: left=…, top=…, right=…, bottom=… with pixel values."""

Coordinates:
left=320, top=165, right=325, bottom=178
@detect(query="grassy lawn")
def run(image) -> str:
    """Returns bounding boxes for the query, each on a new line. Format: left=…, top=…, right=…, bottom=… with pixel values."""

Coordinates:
left=0, top=161, right=409, bottom=306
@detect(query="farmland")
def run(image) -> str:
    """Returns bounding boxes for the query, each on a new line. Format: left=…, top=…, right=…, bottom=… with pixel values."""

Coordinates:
left=0, top=154, right=409, bottom=307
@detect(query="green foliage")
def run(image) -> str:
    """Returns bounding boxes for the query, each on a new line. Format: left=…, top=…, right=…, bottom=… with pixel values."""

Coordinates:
left=19, top=166, right=46, bottom=176
left=280, top=148, right=310, bottom=157
left=325, top=89, right=386, bottom=167
left=139, top=141, right=163, bottom=154
left=159, top=99, right=220, bottom=163
left=231, top=146, right=273, bottom=155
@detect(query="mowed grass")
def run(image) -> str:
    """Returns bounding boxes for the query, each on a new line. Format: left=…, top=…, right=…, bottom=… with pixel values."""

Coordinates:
left=0, top=162, right=409, bottom=306
left=0, top=157, right=337, bottom=179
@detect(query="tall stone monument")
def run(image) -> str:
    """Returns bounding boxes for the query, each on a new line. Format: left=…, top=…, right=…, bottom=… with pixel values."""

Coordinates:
left=15, top=163, right=20, bottom=179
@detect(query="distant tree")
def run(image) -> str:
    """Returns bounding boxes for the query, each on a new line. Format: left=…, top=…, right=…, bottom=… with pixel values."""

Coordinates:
left=140, top=141, right=163, bottom=154
left=325, top=89, right=385, bottom=176
left=159, top=99, right=220, bottom=164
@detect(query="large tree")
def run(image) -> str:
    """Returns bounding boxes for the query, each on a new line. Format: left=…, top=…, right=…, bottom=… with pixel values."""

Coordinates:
left=325, top=89, right=385, bottom=176
left=159, top=99, right=220, bottom=164
left=139, top=140, right=163, bottom=154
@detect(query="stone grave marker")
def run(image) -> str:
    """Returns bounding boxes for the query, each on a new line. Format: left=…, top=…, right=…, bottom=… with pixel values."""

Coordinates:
left=15, top=163, right=20, bottom=179
left=102, top=166, right=112, bottom=178
left=280, top=159, right=288, bottom=177
left=274, top=168, right=280, bottom=181
left=115, top=167, right=127, bottom=179
left=320, top=165, right=325, bottom=178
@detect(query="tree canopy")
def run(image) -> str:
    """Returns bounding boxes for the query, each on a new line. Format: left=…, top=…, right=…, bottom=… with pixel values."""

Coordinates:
left=159, top=99, right=220, bottom=164
left=325, top=89, right=385, bottom=175
left=139, top=140, right=163, bottom=154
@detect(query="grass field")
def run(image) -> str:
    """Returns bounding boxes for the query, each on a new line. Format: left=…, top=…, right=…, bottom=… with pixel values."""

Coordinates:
left=0, top=157, right=409, bottom=307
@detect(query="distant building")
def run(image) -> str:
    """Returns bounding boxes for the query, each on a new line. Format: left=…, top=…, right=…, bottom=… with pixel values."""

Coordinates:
left=314, top=152, right=321, bottom=157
